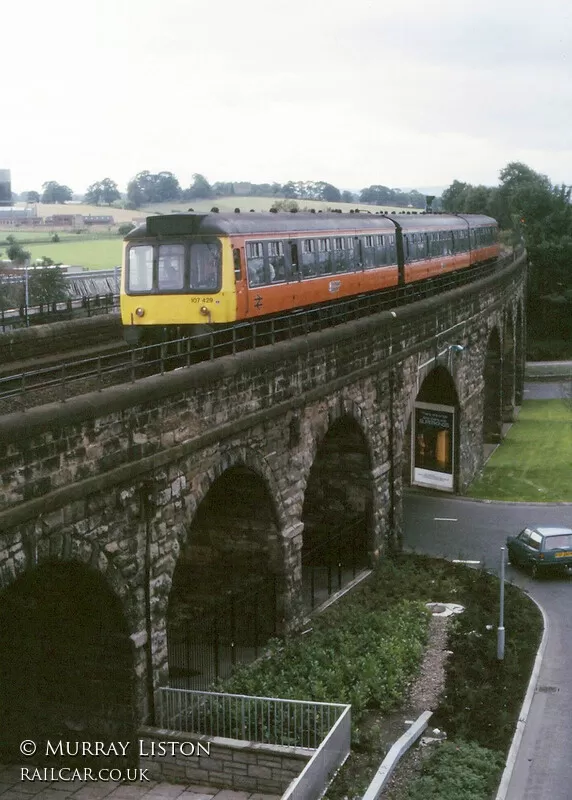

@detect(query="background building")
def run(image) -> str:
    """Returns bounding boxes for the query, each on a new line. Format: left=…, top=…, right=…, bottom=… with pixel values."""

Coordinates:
left=0, top=170, right=11, bottom=207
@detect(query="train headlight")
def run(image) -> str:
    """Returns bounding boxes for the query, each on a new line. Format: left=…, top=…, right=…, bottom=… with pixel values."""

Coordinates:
left=135, top=307, right=145, bottom=317
left=200, top=306, right=209, bottom=316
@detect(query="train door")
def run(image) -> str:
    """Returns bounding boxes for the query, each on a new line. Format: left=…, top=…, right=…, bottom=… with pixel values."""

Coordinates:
left=233, top=247, right=248, bottom=316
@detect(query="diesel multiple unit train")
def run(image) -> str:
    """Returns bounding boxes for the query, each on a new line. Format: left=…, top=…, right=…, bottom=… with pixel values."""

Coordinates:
left=120, top=211, right=500, bottom=345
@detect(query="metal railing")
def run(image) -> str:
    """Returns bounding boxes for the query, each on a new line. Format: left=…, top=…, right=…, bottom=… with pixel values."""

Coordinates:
left=0, top=249, right=525, bottom=409
left=0, top=293, right=118, bottom=331
left=167, top=576, right=278, bottom=690
left=303, top=517, right=369, bottom=611
left=156, top=687, right=349, bottom=750
left=282, top=704, right=351, bottom=800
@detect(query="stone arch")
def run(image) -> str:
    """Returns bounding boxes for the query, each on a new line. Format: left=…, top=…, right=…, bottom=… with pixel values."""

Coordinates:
left=410, top=365, right=459, bottom=491
left=184, top=445, right=289, bottom=538
left=483, top=327, right=502, bottom=443
left=515, top=301, right=525, bottom=404
left=502, top=311, right=516, bottom=421
left=0, top=560, right=136, bottom=768
left=0, top=526, right=139, bottom=633
left=166, top=450, right=285, bottom=688
left=301, top=398, right=374, bottom=610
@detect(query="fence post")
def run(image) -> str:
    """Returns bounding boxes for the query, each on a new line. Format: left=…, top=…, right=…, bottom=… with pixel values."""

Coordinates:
left=60, top=363, right=66, bottom=403
left=230, top=599, right=236, bottom=667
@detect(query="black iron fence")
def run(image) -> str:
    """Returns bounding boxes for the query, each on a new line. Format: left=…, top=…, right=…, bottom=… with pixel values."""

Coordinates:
left=167, top=575, right=279, bottom=690
left=0, top=293, right=118, bottom=332
left=302, top=517, right=369, bottom=611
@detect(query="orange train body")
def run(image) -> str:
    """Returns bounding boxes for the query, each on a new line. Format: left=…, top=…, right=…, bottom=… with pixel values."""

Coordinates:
left=121, top=212, right=500, bottom=343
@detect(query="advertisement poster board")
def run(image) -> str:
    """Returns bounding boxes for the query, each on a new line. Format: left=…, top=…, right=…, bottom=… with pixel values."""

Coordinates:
left=412, top=402, right=455, bottom=491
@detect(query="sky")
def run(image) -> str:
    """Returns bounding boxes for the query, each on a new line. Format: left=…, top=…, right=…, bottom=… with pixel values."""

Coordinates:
left=3, top=0, right=572, bottom=196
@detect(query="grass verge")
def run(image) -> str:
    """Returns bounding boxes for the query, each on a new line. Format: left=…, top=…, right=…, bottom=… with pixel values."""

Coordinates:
left=467, top=400, right=572, bottom=502
left=25, top=238, right=122, bottom=269
left=218, top=555, right=542, bottom=800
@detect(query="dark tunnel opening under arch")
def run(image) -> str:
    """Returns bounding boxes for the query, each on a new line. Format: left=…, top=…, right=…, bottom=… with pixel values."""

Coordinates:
left=301, top=414, right=373, bottom=610
left=167, top=465, right=282, bottom=689
left=0, top=560, right=136, bottom=768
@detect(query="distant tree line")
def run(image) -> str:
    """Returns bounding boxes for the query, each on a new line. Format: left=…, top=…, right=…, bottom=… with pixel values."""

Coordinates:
left=122, top=172, right=433, bottom=210
left=14, top=173, right=433, bottom=211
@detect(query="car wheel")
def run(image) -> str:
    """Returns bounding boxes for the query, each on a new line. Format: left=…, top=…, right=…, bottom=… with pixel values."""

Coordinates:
left=531, top=561, right=539, bottom=579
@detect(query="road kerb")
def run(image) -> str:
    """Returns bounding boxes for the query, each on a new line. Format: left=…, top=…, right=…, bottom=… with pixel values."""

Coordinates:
left=494, top=595, right=549, bottom=800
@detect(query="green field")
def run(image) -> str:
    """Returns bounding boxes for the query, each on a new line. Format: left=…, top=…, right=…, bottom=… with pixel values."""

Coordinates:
left=25, top=238, right=122, bottom=269
left=467, top=400, right=572, bottom=501
left=0, top=231, right=119, bottom=245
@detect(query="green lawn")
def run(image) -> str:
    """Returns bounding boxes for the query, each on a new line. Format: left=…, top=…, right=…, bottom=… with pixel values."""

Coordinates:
left=25, top=238, right=122, bottom=269
left=467, top=400, right=572, bottom=501
left=0, top=231, right=118, bottom=245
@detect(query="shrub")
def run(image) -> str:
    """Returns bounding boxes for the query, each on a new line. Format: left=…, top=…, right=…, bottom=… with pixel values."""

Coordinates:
left=405, top=740, right=504, bottom=800
left=51, top=233, right=60, bottom=243
left=117, top=222, right=136, bottom=236
left=220, top=598, right=430, bottom=727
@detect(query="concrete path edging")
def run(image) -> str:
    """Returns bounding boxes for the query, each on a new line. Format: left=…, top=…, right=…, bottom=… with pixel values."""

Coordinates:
left=361, top=710, right=432, bottom=800
left=494, top=595, right=549, bottom=800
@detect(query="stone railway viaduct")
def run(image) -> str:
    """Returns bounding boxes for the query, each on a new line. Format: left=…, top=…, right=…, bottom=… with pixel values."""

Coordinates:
left=0, top=253, right=526, bottom=761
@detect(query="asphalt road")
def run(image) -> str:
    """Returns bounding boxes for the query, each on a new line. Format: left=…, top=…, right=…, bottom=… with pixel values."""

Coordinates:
left=403, top=491, right=572, bottom=799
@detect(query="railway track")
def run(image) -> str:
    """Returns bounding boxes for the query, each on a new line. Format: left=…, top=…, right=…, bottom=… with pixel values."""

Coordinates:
left=0, top=250, right=522, bottom=415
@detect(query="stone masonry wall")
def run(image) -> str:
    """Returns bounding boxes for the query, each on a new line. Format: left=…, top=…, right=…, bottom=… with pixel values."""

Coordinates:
left=138, top=728, right=310, bottom=794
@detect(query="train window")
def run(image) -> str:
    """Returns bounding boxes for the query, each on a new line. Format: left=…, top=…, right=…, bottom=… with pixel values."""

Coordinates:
left=233, top=248, right=242, bottom=280
left=332, top=237, right=347, bottom=273
left=127, top=245, right=153, bottom=292
left=190, top=242, right=221, bottom=291
left=362, top=236, right=376, bottom=268
left=346, top=237, right=355, bottom=250
left=317, top=238, right=333, bottom=274
left=375, top=235, right=384, bottom=246
left=158, top=244, right=185, bottom=291
left=267, top=240, right=286, bottom=283
left=246, top=241, right=265, bottom=286
left=301, top=239, right=318, bottom=277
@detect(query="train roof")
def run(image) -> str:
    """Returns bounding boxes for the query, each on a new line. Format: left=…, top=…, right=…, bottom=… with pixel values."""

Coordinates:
left=125, top=212, right=498, bottom=239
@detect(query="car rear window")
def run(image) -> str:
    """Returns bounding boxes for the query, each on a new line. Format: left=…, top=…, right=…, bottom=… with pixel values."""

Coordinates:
left=544, top=534, right=572, bottom=550
left=528, top=531, right=542, bottom=550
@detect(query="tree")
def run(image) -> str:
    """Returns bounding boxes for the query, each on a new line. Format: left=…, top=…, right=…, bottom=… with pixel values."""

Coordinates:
left=41, top=181, right=73, bottom=204
left=183, top=173, right=213, bottom=200
left=6, top=243, right=31, bottom=264
left=441, top=180, right=470, bottom=212
left=117, top=222, right=136, bottom=236
left=28, top=266, right=68, bottom=305
left=26, top=191, right=40, bottom=203
left=315, top=182, right=341, bottom=203
left=100, top=178, right=120, bottom=205
left=126, top=171, right=181, bottom=207
left=84, top=178, right=121, bottom=206
left=270, top=199, right=299, bottom=212
left=341, top=190, right=355, bottom=204
left=84, top=181, right=102, bottom=205
left=359, top=185, right=393, bottom=205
